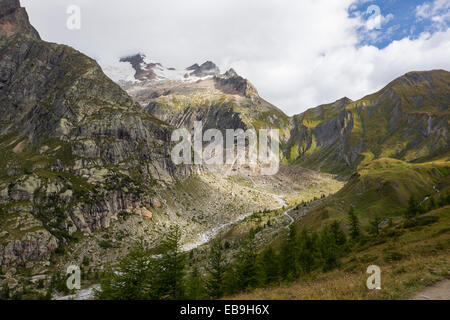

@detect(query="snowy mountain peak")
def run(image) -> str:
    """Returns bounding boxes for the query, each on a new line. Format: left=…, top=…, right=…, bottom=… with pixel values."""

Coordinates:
left=102, top=53, right=221, bottom=84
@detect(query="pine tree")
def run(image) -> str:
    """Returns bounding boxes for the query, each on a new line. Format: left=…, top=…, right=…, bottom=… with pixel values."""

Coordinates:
left=369, top=215, right=382, bottom=235
left=157, top=226, right=186, bottom=300
left=222, top=263, right=238, bottom=296
left=437, top=193, right=444, bottom=207
left=388, top=217, right=394, bottom=227
left=1, top=284, right=9, bottom=300
left=319, top=226, right=339, bottom=271
left=235, top=236, right=260, bottom=290
left=280, top=224, right=299, bottom=280
left=205, top=239, right=226, bottom=299
left=298, top=229, right=315, bottom=274
left=330, top=221, right=347, bottom=246
left=186, top=266, right=205, bottom=300
left=406, top=196, right=419, bottom=218
left=347, top=207, right=360, bottom=240
left=429, top=196, right=436, bottom=211
left=259, top=247, right=279, bottom=285
left=97, top=241, right=156, bottom=300
left=44, top=288, right=52, bottom=300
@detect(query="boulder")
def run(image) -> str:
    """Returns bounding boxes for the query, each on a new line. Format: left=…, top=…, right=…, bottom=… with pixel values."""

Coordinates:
left=151, top=198, right=162, bottom=208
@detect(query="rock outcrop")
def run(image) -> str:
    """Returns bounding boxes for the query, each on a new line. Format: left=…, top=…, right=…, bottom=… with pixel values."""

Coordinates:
left=0, top=229, right=58, bottom=267
left=214, top=68, right=259, bottom=98
left=119, top=53, right=159, bottom=81
left=0, top=0, right=40, bottom=39
left=187, top=61, right=220, bottom=77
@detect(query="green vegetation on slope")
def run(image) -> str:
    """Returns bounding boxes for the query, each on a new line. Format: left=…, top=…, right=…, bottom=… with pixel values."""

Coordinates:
left=299, top=158, right=450, bottom=229
left=286, top=70, right=449, bottom=174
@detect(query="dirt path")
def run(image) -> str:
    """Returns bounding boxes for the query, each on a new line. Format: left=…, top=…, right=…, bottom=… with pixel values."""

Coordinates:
left=411, top=279, right=450, bottom=300
left=283, top=206, right=295, bottom=228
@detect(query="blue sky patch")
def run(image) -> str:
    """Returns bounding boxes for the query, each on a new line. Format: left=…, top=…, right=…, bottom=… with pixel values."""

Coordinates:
left=349, top=0, right=450, bottom=48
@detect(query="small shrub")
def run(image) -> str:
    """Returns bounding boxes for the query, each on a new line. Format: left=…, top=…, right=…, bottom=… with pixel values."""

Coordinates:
left=82, top=256, right=90, bottom=266
left=118, top=211, right=133, bottom=221
left=393, top=266, right=407, bottom=275
left=98, top=240, right=115, bottom=249
left=384, top=250, right=404, bottom=262
left=359, top=254, right=378, bottom=263
left=403, top=216, right=439, bottom=228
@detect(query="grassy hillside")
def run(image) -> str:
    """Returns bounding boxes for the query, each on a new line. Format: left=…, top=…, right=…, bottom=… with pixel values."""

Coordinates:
left=231, top=205, right=449, bottom=300
left=299, top=158, right=450, bottom=229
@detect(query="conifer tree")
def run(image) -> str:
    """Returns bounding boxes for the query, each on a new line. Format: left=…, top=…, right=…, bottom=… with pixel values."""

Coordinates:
left=428, top=196, right=436, bottom=211
left=157, top=226, right=186, bottom=300
left=259, top=246, right=279, bottom=285
left=441, top=191, right=450, bottom=207
left=406, top=196, right=420, bottom=218
left=369, top=215, right=382, bottom=235
left=222, top=263, right=239, bottom=296
left=186, top=265, right=205, bottom=300
left=297, top=229, right=315, bottom=274
left=1, top=284, right=9, bottom=300
left=319, top=225, right=339, bottom=271
left=347, top=207, right=360, bottom=240
left=235, top=236, right=260, bottom=290
left=330, top=221, right=347, bottom=246
left=97, top=242, right=156, bottom=300
left=205, top=239, right=226, bottom=299
left=280, top=224, right=299, bottom=280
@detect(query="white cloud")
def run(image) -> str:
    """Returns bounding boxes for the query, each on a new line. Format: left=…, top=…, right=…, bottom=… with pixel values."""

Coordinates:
left=366, top=12, right=394, bottom=31
left=21, top=0, right=450, bottom=116
left=416, top=0, right=450, bottom=30
left=417, top=3, right=433, bottom=19
left=417, top=0, right=450, bottom=17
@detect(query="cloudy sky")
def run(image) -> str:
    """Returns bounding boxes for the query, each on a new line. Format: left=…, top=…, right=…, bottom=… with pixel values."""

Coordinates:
left=22, top=0, right=450, bottom=115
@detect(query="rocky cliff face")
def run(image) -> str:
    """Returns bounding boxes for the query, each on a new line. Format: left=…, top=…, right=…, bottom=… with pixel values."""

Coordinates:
left=0, top=2, right=181, bottom=268
left=285, top=71, right=449, bottom=174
